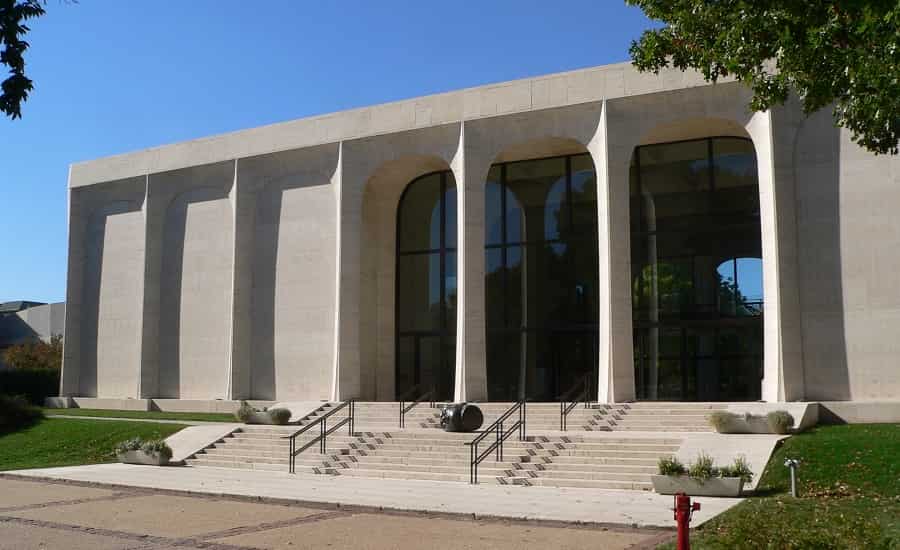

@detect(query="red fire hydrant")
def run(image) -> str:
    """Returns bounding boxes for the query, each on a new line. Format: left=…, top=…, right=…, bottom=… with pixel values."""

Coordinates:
left=673, top=492, right=701, bottom=550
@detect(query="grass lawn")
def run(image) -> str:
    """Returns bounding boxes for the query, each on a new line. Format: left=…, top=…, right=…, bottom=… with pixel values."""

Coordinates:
left=43, top=408, right=235, bottom=423
left=663, top=424, right=899, bottom=549
left=0, top=418, right=187, bottom=471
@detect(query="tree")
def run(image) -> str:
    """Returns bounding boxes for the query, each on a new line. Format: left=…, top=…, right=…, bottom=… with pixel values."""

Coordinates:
left=2, top=334, right=62, bottom=370
left=0, top=0, right=45, bottom=119
left=627, top=1, right=900, bottom=155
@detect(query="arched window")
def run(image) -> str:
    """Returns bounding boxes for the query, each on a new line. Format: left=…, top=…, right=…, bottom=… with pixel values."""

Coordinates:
left=395, top=172, right=457, bottom=401
left=630, top=137, right=763, bottom=401
left=484, top=153, right=599, bottom=401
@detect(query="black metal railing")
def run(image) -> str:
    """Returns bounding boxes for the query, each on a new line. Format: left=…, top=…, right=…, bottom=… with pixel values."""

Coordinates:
left=559, top=373, right=593, bottom=431
left=467, top=401, right=526, bottom=484
left=398, top=383, right=436, bottom=428
left=283, top=400, right=355, bottom=473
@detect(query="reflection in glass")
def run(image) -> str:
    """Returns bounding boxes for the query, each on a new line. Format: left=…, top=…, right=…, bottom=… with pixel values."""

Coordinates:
left=396, top=172, right=457, bottom=400
left=631, top=137, right=763, bottom=401
left=485, top=153, right=599, bottom=401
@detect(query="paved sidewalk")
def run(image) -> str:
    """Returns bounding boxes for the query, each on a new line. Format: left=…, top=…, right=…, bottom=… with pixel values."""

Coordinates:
left=0, top=477, right=670, bottom=549
left=6, top=463, right=742, bottom=528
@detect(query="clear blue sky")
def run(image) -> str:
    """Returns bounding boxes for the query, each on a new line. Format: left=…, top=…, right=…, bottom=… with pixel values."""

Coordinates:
left=0, top=1, right=655, bottom=303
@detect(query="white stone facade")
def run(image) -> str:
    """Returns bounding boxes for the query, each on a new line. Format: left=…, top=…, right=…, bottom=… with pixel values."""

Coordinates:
left=61, top=62, right=900, bottom=403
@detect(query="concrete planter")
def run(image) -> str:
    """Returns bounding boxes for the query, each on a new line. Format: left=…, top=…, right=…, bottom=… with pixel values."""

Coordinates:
left=117, top=450, right=170, bottom=466
left=712, top=415, right=775, bottom=434
left=651, top=475, right=744, bottom=497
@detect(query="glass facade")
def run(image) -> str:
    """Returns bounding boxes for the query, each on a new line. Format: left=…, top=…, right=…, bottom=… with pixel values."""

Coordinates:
left=395, top=172, right=457, bottom=400
left=630, top=137, right=763, bottom=401
left=484, top=154, right=600, bottom=401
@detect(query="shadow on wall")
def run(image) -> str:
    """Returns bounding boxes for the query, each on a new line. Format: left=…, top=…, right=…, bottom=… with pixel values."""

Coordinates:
left=158, top=187, right=233, bottom=399
left=793, top=107, right=849, bottom=399
left=80, top=200, right=143, bottom=396
left=251, top=174, right=333, bottom=400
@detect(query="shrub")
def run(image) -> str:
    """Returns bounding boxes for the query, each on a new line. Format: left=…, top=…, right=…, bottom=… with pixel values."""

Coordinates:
left=267, top=408, right=291, bottom=425
left=707, top=411, right=738, bottom=432
left=140, top=439, right=173, bottom=460
left=0, top=394, right=43, bottom=433
left=658, top=456, right=686, bottom=476
left=2, top=335, right=62, bottom=371
left=235, top=401, right=254, bottom=423
left=767, top=410, right=795, bottom=434
left=718, top=455, right=754, bottom=484
left=0, top=368, right=59, bottom=405
left=688, top=452, right=717, bottom=483
left=114, top=437, right=144, bottom=455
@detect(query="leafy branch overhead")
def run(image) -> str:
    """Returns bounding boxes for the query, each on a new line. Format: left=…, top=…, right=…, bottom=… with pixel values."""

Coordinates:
left=0, top=0, right=45, bottom=119
left=627, top=1, right=900, bottom=155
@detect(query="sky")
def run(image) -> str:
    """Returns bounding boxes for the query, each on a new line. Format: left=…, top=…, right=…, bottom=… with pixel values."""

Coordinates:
left=0, top=1, right=656, bottom=303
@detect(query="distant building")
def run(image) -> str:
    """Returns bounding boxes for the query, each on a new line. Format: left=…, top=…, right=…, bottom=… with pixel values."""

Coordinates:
left=0, top=301, right=65, bottom=369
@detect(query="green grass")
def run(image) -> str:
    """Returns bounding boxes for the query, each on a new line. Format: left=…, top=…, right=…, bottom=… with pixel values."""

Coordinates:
left=0, top=418, right=186, bottom=471
left=43, top=408, right=235, bottom=422
left=661, top=424, right=900, bottom=549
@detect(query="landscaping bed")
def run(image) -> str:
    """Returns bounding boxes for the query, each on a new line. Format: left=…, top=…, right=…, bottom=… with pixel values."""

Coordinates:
left=42, top=408, right=235, bottom=423
left=660, top=424, right=899, bottom=549
left=0, top=418, right=186, bottom=471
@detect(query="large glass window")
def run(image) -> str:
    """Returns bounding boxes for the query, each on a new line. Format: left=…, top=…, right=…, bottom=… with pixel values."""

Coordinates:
left=631, top=137, right=762, bottom=401
left=485, top=153, right=599, bottom=401
left=396, top=172, right=456, bottom=401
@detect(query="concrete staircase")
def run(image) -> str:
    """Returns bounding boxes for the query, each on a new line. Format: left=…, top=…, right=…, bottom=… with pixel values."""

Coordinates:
left=602, top=402, right=722, bottom=432
left=184, top=401, right=721, bottom=489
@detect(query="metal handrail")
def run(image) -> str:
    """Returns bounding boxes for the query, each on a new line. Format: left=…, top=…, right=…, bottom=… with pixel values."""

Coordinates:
left=399, top=383, right=436, bottom=428
left=467, top=401, right=526, bottom=484
left=283, top=400, right=355, bottom=473
left=559, top=373, right=593, bottom=431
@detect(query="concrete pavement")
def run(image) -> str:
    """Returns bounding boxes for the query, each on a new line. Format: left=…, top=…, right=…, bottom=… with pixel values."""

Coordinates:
left=0, top=477, right=671, bottom=549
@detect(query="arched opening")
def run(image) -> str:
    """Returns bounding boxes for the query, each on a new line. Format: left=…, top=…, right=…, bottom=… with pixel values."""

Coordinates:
left=485, top=153, right=599, bottom=401
left=395, top=171, right=457, bottom=401
left=630, top=137, right=763, bottom=401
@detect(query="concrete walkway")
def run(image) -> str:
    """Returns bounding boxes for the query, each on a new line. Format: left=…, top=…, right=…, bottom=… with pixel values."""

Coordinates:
left=0, top=477, right=670, bottom=550
left=6, top=463, right=742, bottom=528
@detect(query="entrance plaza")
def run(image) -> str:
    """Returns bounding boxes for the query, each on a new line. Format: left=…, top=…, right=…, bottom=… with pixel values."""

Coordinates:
left=58, top=61, right=900, bottom=408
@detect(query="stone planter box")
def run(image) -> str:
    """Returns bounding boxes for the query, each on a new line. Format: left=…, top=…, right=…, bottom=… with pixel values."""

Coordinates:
left=712, top=415, right=776, bottom=434
left=651, top=475, right=744, bottom=497
left=117, top=451, right=170, bottom=466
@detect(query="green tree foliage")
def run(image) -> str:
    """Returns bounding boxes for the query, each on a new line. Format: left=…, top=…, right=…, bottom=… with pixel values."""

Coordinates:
left=627, top=1, right=900, bottom=155
left=0, top=0, right=45, bottom=119
left=2, top=334, right=62, bottom=370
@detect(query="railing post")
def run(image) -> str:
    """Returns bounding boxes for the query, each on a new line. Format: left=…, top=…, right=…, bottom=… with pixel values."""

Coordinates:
left=520, top=400, right=526, bottom=441
left=349, top=400, right=354, bottom=435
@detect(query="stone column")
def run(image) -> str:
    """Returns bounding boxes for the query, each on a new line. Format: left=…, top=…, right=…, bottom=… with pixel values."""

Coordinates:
left=590, top=100, right=636, bottom=403
left=452, top=123, right=489, bottom=402
left=60, top=186, right=87, bottom=396
left=138, top=175, right=166, bottom=398
left=747, top=110, right=806, bottom=402
left=332, top=142, right=364, bottom=401
left=229, top=160, right=255, bottom=399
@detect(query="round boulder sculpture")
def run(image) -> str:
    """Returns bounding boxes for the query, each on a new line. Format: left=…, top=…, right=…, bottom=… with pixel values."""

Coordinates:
left=440, top=403, right=484, bottom=432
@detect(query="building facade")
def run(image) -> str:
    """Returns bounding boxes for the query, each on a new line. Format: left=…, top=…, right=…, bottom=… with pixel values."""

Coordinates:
left=61, top=62, right=900, bottom=405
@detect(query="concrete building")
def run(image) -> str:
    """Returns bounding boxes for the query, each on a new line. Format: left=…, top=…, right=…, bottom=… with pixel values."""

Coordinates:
left=59, top=62, right=900, bottom=410
left=0, top=301, right=65, bottom=369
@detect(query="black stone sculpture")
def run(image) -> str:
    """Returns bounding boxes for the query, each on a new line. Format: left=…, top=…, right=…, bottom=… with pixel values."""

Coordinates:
left=440, top=403, right=484, bottom=432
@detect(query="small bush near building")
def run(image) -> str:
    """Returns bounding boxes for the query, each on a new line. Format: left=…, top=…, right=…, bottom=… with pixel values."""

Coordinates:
left=2, top=335, right=62, bottom=371
left=688, top=452, right=717, bottom=483
left=0, top=394, right=44, bottom=434
left=235, top=401, right=254, bottom=423
left=0, top=368, right=59, bottom=405
left=658, top=456, right=686, bottom=476
left=707, top=411, right=739, bottom=431
left=767, top=410, right=795, bottom=434
left=267, top=408, right=291, bottom=424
